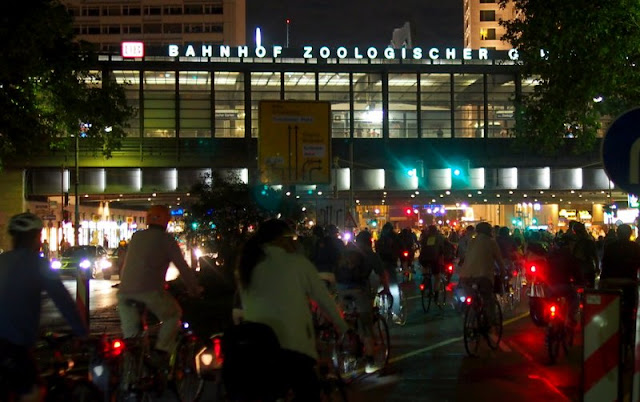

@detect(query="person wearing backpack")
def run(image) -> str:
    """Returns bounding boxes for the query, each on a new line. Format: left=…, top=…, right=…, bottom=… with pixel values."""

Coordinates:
left=232, top=219, right=348, bottom=401
left=375, top=223, right=402, bottom=319
left=419, top=225, right=446, bottom=298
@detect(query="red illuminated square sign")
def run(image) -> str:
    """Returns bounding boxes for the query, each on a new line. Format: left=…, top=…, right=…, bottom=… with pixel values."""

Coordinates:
left=121, top=42, right=144, bottom=58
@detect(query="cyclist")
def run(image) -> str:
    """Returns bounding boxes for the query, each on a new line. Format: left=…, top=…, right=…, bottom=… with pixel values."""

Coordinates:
left=419, top=225, right=446, bottom=298
left=456, top=225, right=475, bottom=265
left=571, top=222, right=599, bottom=288
left=0, top=213, right=88, bottom=402
left=458, top=222, right=506, bottom=322
left=335, top=231, right=381, bottom=373
left=399, top=227, right=417, bottom=271
left=599, top=224, right=640, bottom=346
left=236, top=219, right=348, bottom=401
left=375, top=223, right=402, bottom=319
left=308, top=224, right=344, bottom=288
left=117, top=205, right=202, bottom=367
left=545, top=235, right=583, bottom=327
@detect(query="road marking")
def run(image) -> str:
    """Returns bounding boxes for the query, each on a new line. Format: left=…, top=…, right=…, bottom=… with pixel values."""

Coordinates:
left=389, top=312, right=529, bottom=364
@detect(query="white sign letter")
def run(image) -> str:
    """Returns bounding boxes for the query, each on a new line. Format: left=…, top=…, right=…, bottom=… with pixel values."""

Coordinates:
left=237, top=46, right=249, bottom=58
left=445, top=48, right=456, bottom=60
left=337, top=47, right=348, bottom=59
left=463, top=48, right=472, bottom=60
left=168, top=45, right=179, bottom=57
left=384, top=47, right=395, bottom=59
left=429, top=48, right=440, bottom=60
left=413, top=47, right=423, bottom=59
left=303, top=46, right=313, bottom=58
left=255, top=46, right=266, bottom=58
left=319, top=46, right=331, bottom=58
left=367, top=47, right=378, bottom=59
left=479, top=48, right=488, bottom=60
left=219, top=45, right=230, bottom=57
left=201, top=45, right=213, bottom=57
left=273, top=45, right=283, bottom=58
left=401, top=48, right=407, bottom=59
left=185, top=45, right=196, bottom=57
left=508, top=49, right=519, bottom=60
left=354, top=47, right=363, bottom=59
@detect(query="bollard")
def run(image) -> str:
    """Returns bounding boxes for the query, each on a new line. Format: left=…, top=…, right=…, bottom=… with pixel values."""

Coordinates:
left=581, top=289, right=622, bottom=402
left=76, top=266, right=90, bottom=331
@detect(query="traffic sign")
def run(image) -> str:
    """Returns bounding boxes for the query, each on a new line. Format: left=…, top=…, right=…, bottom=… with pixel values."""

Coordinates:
left=258, top=100, right=331, bottom=185
left=602, top=107, right=640, bottom=194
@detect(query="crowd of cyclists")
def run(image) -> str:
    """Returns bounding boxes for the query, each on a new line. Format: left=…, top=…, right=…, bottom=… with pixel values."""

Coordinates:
left=2, top=205, right=639, bottom=401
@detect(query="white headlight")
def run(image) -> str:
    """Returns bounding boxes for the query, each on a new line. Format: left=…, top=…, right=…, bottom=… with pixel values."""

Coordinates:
left=51, top=260, right=62, bottom=269
left=459, top=296, right=467, bottom=302
left=79, top=259, right=91, bottom=269
left=100, top=259, right=112, bottom=269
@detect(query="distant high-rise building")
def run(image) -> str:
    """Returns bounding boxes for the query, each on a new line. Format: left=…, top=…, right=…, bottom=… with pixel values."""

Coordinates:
left=463, top=0, right=516, bottom=50
left=62, top=0, right=246, bottom=53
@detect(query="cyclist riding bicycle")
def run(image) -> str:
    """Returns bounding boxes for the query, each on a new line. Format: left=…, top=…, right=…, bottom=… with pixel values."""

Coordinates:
left=117, top=205, right=202, bottom=368
left=0, top=213, right=88, bottom=402
left=336, top=231, right=382, bottom=373
left=419, top=225, right=446, bottom=296
left=458, top=222, right=506, bottom=322
left=375, top=223, right=402, bottom=320
left=545, top=235, right=584, bottom=326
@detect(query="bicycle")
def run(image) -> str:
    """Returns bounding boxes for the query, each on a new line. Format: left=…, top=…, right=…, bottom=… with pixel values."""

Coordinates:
left=375, top=282, right=407, bottom=326
left=118, top=299, right=204, bottom=402
left=462, top=282, right=503, bottom=357
left=544, top=296, right=575, bottom=364
left=334, top=292, right=390, bottom=380
left=420, top=268, right=447, bottom=312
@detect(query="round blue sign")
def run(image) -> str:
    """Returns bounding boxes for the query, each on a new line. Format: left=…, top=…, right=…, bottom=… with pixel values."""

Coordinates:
left=602, top=107, right=640, bottom=195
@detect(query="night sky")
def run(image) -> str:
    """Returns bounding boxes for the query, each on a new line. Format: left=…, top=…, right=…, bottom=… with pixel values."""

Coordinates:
left=246, top=0, right=463, bottom=49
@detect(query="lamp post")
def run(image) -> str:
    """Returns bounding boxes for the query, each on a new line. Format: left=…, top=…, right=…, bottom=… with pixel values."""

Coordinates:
left=74, top=131, right=79, bottom=246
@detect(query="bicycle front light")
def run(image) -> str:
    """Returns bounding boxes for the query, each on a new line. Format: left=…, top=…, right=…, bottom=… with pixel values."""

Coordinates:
left=79, top=259, right=91, bottom=269
left=51, top=260, right=62, bottom=270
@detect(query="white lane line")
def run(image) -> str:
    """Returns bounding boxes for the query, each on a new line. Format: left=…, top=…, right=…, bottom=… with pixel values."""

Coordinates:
left=390, top=312, right=529, bottom=364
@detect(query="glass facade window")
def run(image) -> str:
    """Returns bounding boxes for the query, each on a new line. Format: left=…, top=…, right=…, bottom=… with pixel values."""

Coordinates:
left=318, top=73, right=350, bottom=138
left=480, top=10, right=496, bottom=21
left=179, top=71, right=211, bottom=138
left=284, top=72, right=315, bottom=101
left=421, top=73, right=452, bottom=138
left=454, top=74, right=484, bottom=138
left=353, top=73, right=382, bottom=138
left=113, top=70, right=140, bottom=138
left=487, top=74, right=516, bottom=138
left=389, top=73, right=418, bottom=138
left=481, top=28, right=497, bottom=40
left=214, top=72, right=245, bottom=138
left=144, top=71, right=176, bottom=138
left=251, top=72, right=281, bottom=138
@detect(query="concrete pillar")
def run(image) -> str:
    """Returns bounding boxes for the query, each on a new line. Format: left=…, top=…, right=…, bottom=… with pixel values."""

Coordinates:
left=0, top=169, right=26, bottom=251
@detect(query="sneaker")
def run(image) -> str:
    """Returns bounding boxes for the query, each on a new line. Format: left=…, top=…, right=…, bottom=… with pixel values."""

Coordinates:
left=364, top=356, right=380, bottom=374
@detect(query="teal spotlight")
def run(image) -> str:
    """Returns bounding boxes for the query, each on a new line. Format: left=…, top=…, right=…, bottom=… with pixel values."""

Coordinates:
left=453, top=168, right=461, bottom=176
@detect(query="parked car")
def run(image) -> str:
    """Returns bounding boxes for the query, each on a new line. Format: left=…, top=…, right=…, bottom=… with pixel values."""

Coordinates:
left=50, top=245, right=114, bottom=279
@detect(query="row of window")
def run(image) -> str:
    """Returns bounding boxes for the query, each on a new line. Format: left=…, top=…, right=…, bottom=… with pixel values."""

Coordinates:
left=74, top=23, right=223, bottom=36
left=67, top=4, right=223, bottom=18
left=101, top=70, right=530, bottom=140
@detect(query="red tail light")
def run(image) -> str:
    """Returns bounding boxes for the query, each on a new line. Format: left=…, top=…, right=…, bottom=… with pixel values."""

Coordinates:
left=512, top=270, right=518, bottom=276
left=213, top=337, right=223, bottom=365
left=465, top=297, right=472, bottom=305
left=529, top=265, right=537, bottom=273
left=447, top=265, right=453, bottom=272
left=403, top=251, right=409, bottom=257
left=111, top=339, right=124, bottom=357
left=549, top=305, right=557, bottom=318
left=419, top=283, right=425, bottom=291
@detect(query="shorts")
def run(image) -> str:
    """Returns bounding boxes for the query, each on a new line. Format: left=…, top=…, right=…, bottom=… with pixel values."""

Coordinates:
left=0, top=339, right=40, bottom=397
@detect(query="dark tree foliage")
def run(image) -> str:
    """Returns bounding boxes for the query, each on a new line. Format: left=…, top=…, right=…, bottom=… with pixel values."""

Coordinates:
left=184, top=172, right=303, bottom=249
left=499, top=0, right=640, bottom=154
left=0, top=0, right=134, bottom=165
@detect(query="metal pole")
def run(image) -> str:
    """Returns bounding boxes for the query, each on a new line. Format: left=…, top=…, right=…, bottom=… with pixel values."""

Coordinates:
left=286, top=19, right=290, bottom=48
left=74, top=133, right=79, bottom=246
left=74, top=133, right=89, bottom=330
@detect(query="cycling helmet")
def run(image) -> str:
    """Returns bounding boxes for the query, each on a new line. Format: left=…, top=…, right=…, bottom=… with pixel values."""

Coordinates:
left=9, top=213, right=43, bottom=233
left=147, top=205, right=171, bottom=228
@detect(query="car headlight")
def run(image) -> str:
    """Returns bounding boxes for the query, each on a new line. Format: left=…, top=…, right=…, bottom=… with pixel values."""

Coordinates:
left=79, top=259, right=91, bottom=269
left=100, top=259, right=112, bottom=269
left=51, top=260, right=62, bottom=270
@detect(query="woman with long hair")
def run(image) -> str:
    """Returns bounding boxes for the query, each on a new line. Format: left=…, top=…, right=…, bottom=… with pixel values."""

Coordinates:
left=236, top=219, right=348, bottom=401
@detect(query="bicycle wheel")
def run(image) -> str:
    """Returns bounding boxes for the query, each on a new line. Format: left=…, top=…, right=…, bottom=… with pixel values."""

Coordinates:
left=372, top=313, right=391, bottom=370
left=376, top=292, right=393, bottom=323
left=546, top=326, right=561, bottom=364
left=463, top=305, right=480, bottom=357
left=173, top=337, right=205, bottom=402
left=486, top=297, right=503, bottom=350
left=333, top=332, right=360, bottom=381
left=435, top=279, right=447, bottom=309
left=394, top=287, right=407, bottom=326
left=421, top=277, right=432, bottom=313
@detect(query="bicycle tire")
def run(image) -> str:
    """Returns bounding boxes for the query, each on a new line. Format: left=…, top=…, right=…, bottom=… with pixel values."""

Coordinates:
left=546, top=326, right=560, bottom=364
left=421, top=277, right=432, bottom=313
left=394, top=287, right=407, bottom=326
left=173, top=337, right=205, bottom=402
left=435, top=280, right=447, bottom=310
left=486, top=297, right=503, bottom=350
left=463, top=305, right=480, bottom=357
left=373, top=313, right=391, bottom=370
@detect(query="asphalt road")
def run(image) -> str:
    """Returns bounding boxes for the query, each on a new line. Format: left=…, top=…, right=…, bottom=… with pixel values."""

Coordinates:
left=40, top=277, right=628, bottom=401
